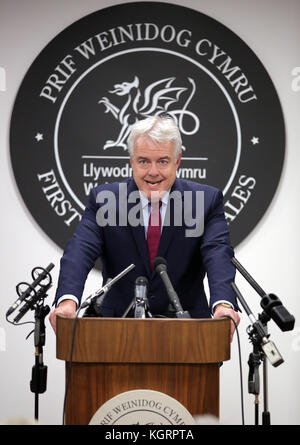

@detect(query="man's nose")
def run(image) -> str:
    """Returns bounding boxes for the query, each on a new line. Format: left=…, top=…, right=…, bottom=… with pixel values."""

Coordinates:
left=148, top=162, right=160, bottom=176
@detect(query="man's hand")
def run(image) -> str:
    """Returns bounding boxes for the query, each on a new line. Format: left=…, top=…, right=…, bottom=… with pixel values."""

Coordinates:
left=49, top=300, right=77, bottom=334
left=213, top=304, right=240, bottom=342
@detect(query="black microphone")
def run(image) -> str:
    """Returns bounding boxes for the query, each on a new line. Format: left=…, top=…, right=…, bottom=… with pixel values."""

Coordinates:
left=6, top=263, right=54, bottom=317
left=83, top=278, right=112, bottom=317
left=134, top=276, right=149, bottom=318
left=153, top=257, right=190, bottom=318
left=14, top=284, right=52, bottom=323
left=232, top=257, right=295, bottom=332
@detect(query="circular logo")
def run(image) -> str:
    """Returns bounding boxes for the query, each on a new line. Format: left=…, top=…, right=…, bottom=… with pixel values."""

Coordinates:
left=10, top=2, right=285, bottom=250
left=88, top=389, right=196, bottom=425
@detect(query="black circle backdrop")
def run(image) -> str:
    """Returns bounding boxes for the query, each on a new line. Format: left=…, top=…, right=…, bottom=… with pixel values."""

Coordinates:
left=10, top=2, right=285, bottom=250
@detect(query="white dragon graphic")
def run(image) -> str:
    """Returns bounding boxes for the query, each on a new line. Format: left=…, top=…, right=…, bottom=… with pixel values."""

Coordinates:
left=98, top=76, right=200, bottom=150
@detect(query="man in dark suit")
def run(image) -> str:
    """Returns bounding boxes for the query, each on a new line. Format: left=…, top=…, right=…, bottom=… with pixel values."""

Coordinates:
left=49, top=116, right=240, bottom=338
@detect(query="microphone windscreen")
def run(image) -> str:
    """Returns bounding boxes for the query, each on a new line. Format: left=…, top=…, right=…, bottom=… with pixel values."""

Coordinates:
left=153, top=257, right=167, bottom=270
left=135, top=276, right=148, bottom=286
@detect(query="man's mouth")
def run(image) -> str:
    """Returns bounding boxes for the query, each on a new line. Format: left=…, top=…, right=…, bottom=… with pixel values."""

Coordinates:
left=145, top=180, right=163, bottom=187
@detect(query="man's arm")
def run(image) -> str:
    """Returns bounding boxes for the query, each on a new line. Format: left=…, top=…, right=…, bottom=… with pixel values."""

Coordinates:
left=49, top=188, right=103, bottom=332
left=200, top=188, right=240, bottom=340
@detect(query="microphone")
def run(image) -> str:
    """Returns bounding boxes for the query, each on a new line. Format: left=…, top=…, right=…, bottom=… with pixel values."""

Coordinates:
left=232, top=257, right=295, bottom=332
left=80, top=263, right=135, bottom=309
left=134, top=276, right=150, bottom=318
left=83, top=278, right=112, bottom=317
left=153, top=257, right=190, bottom=318
left=14, top=284, right=52, bottom=324
left=6, top=263, right=54, bottom=317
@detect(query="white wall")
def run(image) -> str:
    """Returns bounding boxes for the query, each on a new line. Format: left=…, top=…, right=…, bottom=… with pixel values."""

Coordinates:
left=1, top=0, right=299, bottom=425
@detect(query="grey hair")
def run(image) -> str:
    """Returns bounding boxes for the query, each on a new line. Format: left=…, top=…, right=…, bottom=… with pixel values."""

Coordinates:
left=127, top=116, right=182, bottom=160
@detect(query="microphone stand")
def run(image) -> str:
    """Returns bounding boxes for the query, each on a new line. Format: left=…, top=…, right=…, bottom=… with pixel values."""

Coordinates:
left=122, top=294, right=153, bottom=318
left=258, top=311, right=272, bottom=425
left=231, top=282, right=283, bottom=425
left=30, top=303, right=50, bottom=421
left=7, top=265, right=54, bottom=422
left=135, top=297, right=153, bottom=318
left=246, top=313, right=267, bottom=425
left=231, top=257, right=295, bottom=425
left=26, top=284, right=51, bottom=422
left=122, top=276, right=152, bottom=319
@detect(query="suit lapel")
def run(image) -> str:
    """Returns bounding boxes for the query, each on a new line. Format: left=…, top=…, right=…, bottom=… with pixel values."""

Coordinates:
left=156, top=179, right=184, bottom=263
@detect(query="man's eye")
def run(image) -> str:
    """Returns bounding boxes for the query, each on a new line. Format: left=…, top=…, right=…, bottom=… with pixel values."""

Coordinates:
left=159, top=159, right=168, bottom=165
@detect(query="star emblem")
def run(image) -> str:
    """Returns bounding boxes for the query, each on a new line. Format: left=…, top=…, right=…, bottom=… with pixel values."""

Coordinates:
left=35, top=133, right=43, bottom=142
left=251, top=136, right=259, bottom=145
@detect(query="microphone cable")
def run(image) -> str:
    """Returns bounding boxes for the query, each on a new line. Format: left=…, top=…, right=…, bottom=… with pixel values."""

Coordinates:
left=222, top=315, right=245, bottom=426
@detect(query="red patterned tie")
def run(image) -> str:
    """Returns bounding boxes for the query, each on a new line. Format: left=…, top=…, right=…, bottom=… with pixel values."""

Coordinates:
left=147, top=201, right=162, bottom=271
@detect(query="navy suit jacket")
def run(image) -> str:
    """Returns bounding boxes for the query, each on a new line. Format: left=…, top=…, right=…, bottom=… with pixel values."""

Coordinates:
left=55, top=178, right=237, bottom=318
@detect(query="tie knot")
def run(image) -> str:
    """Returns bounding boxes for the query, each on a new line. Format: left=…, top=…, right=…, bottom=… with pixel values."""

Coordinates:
left=149, top=200, right=162, bottom=210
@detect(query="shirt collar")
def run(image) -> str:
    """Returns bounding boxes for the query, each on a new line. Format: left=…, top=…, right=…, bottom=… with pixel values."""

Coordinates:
left=139, top=190, right=170, bottom=209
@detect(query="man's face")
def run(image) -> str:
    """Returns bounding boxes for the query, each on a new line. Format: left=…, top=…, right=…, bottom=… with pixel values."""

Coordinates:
left=130, top=135, right=181, bottom=201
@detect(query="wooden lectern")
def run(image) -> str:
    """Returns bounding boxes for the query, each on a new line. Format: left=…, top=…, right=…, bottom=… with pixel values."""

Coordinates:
left=56, top=316, right=231, bottom=425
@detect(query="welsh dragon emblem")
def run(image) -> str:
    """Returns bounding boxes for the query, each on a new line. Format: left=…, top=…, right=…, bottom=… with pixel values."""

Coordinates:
left=99, top=76, right=200, bottom=150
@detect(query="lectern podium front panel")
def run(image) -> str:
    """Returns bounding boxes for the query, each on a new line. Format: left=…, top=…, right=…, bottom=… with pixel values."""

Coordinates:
left=56, top=317, right=230, bottom=425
